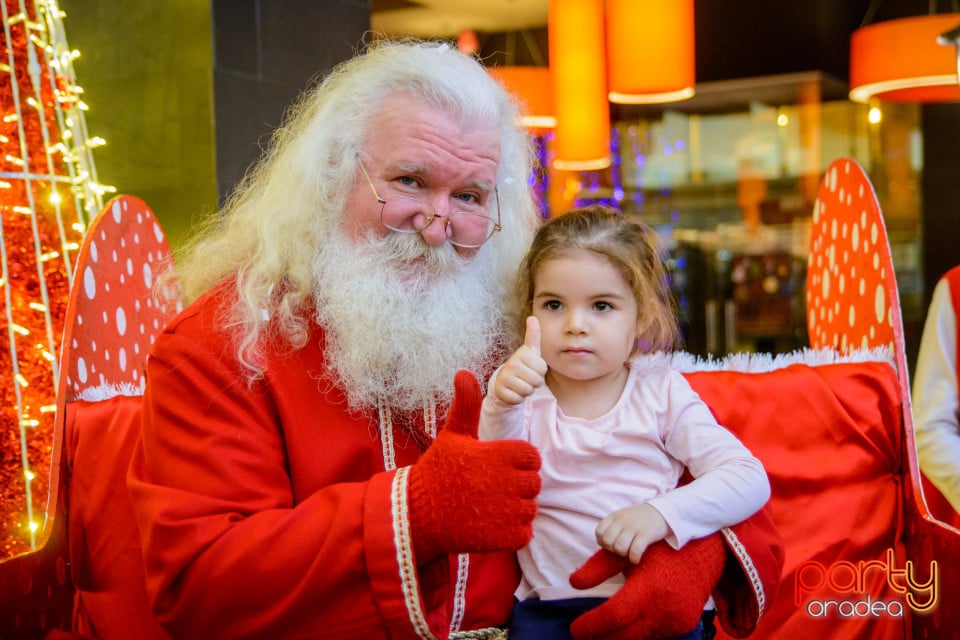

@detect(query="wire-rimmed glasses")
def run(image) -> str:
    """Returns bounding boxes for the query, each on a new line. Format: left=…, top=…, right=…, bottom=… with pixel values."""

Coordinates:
left=357, top=159, right=501, bottom=249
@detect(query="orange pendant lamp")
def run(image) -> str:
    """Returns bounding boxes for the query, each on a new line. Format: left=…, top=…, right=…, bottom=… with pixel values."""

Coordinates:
left=606, top=0, right=696, bottom=104
left=548, top=0, right=611, bottom=170
left=850, top=13, right=960, bottom=103
left=487, top=66, right=556, bottom=131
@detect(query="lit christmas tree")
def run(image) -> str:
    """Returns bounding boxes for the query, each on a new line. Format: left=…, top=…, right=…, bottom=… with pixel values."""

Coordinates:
left=0, top=0, right=109, bottom=560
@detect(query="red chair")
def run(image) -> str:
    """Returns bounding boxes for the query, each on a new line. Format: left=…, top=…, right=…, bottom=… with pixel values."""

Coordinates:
left=679, top=158, right=959, bottom=639
left=0, top=195, right=176, bottom=639
left=59, top=195, right=176, bottom=639
left=806, top=157, right=959, bottom=638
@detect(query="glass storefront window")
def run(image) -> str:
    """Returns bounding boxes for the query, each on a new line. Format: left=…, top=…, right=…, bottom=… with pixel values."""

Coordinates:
left=545, top=73, right=922, bottom=356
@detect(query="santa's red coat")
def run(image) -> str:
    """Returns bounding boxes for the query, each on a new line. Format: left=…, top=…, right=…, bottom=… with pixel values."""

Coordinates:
left=127, top=284, right=519, bottom=639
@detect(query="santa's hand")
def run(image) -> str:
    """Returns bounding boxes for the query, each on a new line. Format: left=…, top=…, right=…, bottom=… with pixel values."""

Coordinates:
left=408, top=370, right=542, bottom=562
left=569, top=535, right=726, bottom=640
left=491, top=316, right=547, bottom=405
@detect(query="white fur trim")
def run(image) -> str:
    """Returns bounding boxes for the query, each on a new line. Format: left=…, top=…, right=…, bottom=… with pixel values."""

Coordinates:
left=75, top=382, right=144, bottom=402
left=661, top=346, right=895, bottom=373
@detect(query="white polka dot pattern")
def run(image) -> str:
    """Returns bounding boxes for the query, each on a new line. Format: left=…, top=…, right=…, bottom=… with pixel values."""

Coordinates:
left=806, top=158, right=905, bottom=356
left=59, top=196, right=178, bottom=401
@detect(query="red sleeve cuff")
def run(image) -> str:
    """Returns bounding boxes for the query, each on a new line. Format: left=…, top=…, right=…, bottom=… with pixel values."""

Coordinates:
left=364, top=467, right=436, bottom=639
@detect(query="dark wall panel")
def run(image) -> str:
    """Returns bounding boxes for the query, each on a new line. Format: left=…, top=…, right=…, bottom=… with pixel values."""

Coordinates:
left=921, top=103, right=960, bottom=305
left=212, top=0, right=370, bottom=201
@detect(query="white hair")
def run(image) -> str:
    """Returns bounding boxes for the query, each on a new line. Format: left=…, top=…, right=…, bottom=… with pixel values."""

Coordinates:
left=162, top=38, right=540, bottom=388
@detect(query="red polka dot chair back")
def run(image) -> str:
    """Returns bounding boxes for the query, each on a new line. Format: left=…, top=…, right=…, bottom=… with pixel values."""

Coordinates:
left=58, top=195, right=176, bottom=638
left=806, top=157, right=914, bottom=437
left=60, top=196, right=179, bottom=401
left=805, top=158, right=959, bottom=639
left=806, top=157, right=903, bottom=362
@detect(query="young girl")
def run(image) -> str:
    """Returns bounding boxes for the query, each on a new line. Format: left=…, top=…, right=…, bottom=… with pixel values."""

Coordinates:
left=479, top=206, right=772, bottom=640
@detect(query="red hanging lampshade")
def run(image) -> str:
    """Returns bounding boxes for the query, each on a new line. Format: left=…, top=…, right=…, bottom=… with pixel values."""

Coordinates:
left=606, top=0, right=696, bottom=104
left=849, top=13, right=960, bottom=103
left=548, top=0, right=610, bottom=170
left=487, top=65, right=556, bottom=131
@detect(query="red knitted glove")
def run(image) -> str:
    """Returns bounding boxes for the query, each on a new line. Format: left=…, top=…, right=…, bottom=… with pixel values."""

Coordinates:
left=569, top=534, right=726, bottom=640
left=408, top=370, right=542, bottom=563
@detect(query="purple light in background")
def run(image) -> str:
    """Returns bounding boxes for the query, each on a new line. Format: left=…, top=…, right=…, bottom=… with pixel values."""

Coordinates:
left=531, top=132, right=550, bottom=218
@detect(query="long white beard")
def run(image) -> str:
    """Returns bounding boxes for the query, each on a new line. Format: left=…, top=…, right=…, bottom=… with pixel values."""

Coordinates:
left=312, top=229, right=506, bottom=412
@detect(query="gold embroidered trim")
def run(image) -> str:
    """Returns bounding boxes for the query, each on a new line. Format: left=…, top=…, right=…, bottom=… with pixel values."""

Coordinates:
left=378, top=400, right=397, bottom=471
left=450, top=628, right=508, bottom=640
left=449, top=552, right=470, bottom=633
left=720, top=526, right=765, bottom=622
left=382, top=398, right=470, bottom=637
left=424, top=400, right=437, bottom=439
left=392, top=467, right=436, bottom=639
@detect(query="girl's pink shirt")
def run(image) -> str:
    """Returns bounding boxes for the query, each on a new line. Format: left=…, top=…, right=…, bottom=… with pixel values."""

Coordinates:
left=479, top=355, right=770, bottom=600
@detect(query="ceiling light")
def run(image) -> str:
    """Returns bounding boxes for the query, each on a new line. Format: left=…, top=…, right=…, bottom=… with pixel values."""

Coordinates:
left=849, top=13, right=960, bottom=103
left=606, top=0, right=696, bottom=104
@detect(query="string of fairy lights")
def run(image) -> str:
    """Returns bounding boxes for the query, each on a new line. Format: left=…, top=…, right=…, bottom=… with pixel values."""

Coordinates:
left=0, top=0, right=112, bottom=556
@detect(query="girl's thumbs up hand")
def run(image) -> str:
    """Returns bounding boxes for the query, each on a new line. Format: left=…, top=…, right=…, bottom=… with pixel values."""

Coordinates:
left=491, top=316, right=548, bottom=406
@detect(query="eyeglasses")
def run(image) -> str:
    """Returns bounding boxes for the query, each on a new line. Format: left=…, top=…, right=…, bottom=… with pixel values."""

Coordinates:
left=357, top=159, right=501, bottom=249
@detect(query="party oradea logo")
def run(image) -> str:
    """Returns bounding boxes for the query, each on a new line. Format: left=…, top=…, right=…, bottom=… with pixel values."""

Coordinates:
left=795, top=548, right=938, bottom=618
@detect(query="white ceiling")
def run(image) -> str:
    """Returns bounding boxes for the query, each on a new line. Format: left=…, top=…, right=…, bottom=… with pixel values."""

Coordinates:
left=370, top=0, right=549, bottom=38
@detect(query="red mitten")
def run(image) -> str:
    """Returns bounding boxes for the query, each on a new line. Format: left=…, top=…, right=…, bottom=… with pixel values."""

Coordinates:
left=408, top=370, right=542, bottom=563
left=569, top=534, right=726, bottom=640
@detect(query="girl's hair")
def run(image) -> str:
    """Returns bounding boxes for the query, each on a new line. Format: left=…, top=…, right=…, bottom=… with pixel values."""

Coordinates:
left=511, top=205, right=680, bottom=354
left=158, top=38, right=540, bottom=375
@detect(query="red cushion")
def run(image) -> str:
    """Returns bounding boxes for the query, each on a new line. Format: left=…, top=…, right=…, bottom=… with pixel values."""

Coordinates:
left=684, top=361, right=909, bottom=640
left=66, top=395, right=170, bottom=640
